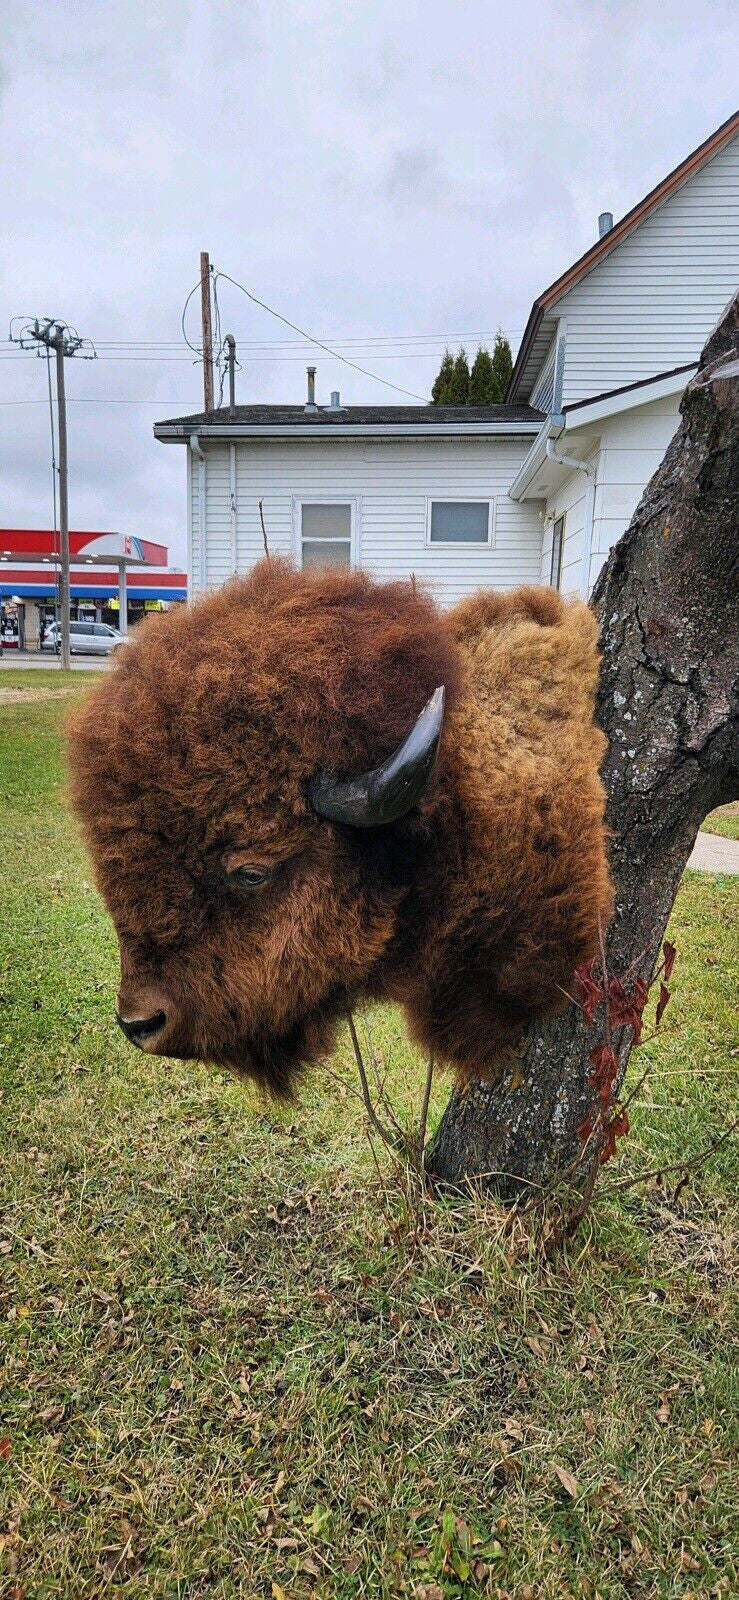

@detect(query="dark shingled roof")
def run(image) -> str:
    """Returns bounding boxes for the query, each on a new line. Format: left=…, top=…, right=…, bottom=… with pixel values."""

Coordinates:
left=155, top=403, right=545, bottom=430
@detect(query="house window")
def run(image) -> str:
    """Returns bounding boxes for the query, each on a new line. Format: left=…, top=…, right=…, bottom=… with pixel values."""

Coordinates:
left=428, top=500, right=492, bottom=545
left=550, top=514, right=564, bottom=589
left=300, top=502, right=352, bottom=569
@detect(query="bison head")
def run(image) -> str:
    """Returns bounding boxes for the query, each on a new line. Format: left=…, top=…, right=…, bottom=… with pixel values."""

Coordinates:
left=69, top=560, right=460, bottom=1093
left=71, top=561, right=612, bottom=1092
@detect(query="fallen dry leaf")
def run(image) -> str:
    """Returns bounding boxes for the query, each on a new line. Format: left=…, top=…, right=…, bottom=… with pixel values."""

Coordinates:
left=553, top=1463, right=579, bottom=1498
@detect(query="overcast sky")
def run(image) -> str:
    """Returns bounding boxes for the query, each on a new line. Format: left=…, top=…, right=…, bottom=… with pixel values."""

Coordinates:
left=2, top=0, right=737, bottom=568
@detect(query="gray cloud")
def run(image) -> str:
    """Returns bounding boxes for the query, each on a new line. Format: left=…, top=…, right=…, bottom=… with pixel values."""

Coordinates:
left=1, top=0, right=736, bottom=568
left=380, top=146, right=452, bottom=207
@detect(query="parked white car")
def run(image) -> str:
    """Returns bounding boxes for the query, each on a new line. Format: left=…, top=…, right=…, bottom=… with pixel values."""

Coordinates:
left=42, top=621, right=129, bottom=656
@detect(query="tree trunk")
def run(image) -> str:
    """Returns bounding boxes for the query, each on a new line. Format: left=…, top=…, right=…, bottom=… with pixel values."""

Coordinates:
left=428, top=295, right=739, bottom=1194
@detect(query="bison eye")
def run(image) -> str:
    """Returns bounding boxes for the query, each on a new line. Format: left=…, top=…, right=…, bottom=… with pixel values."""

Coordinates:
left=222, top=850, right=281, bottom=888
left=228, top=865, right=272, bottom=889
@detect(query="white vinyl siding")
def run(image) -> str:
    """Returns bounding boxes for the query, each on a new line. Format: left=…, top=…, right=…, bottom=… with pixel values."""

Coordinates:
left=191, top=436, right=544, bottom=605
left=540, top=465, right=588, bottom=597
left=557, top=133, right=739, bottom=404
left=540, top=394, right=682, bottom=595
left=586, top=395, right=681, bottom=589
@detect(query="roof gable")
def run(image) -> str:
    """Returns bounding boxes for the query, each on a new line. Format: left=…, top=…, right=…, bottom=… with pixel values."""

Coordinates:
left=508, top=109, right=739, bottom=402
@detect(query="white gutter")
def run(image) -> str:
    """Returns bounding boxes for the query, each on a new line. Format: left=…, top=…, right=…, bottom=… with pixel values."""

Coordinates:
left=156, top=420, right=542, bottom=442
left=545, top=438, right=596, bottom=598
left=189, top=433, right=207, bottom=593
left=508, top=414, right=562, bottom=501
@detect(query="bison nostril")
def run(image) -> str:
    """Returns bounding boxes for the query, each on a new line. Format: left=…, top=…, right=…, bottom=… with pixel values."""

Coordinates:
left=115, top=1010, right=167, bottom=1048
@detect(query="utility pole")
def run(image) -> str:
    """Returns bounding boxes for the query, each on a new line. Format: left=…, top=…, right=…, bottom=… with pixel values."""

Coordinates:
left=54, top=334, right=70, bottom=669
left=200, top=251, right=214, bottom=412
left=10, top=318, right=96, bottom=670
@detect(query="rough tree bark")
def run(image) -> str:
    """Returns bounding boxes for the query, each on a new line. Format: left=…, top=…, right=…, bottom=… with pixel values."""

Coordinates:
left=429, top=294, right=739, bottom=1194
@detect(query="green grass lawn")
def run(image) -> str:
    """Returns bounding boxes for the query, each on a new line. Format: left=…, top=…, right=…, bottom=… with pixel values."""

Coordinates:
left=1, top=683, right=737, bottom=1599
left=701, top=804, right=739, bottom=842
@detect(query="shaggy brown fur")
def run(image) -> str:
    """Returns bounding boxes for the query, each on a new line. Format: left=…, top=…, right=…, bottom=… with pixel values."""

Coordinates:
left=69, top=559, right=611, bottom=1093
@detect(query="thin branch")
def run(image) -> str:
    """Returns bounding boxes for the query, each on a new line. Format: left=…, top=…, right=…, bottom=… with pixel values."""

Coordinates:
left=600, top=1116, right=738, bottom=1198
left=361, top=1014, right=406, bottom=1140
left=258, top=498, right=270, bottom=560
left=345, top=1007, right=405, bottom=1157
left=417, top=1056, right=434, bottom=1161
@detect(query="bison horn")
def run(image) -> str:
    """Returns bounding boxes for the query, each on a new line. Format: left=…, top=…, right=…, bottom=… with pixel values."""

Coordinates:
left=309, top=686, right=446, bottom=827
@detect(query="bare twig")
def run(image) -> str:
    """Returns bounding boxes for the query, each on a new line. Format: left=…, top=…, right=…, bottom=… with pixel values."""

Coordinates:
left=361, top=1016, right=406, bottom=1142
left=346, top=1008, right=406, bottom=1157
left=258, top=498, right=270, bottom=560
left=600, top=1116, right=739, bottom=1199
left=417, top=1055, right=434, bottom=1161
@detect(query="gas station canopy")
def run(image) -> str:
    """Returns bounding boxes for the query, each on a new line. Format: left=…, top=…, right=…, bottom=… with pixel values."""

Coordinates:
left=0, top=531, right=186, bottom=653
left=1, top=529, right=169, bottom=567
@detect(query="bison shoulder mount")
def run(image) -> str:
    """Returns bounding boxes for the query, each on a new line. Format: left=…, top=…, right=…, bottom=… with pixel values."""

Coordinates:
left=70, top=559, right=611, bottom=1095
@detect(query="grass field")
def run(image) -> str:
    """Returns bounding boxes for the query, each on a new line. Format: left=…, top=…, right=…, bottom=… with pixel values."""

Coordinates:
left=701, top=804, right=739, bottom=842
left=1, top=675, right=737, bottom=1599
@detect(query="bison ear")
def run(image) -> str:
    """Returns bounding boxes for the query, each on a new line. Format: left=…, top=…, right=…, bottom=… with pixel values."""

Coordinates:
left=308, top=686, right=445, bottom=828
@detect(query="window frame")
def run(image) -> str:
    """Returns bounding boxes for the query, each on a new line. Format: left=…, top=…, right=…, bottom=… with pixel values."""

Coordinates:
left=292, top=496, right=359, bottom=570
left=425, top=496, right=496, bottom=549
left=549, top=513, right=565, bottom=590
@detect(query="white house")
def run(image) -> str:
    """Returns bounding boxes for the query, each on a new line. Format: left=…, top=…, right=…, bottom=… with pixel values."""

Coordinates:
left=155, top=111, right=739, bottom=607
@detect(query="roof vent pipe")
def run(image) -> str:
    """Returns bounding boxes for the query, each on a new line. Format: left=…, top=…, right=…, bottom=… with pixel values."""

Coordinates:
left=330, top=390, right=341, bottom=409
left=598, top=211, right=613, bottom=238
left=305, top=366, right=317, bottom=411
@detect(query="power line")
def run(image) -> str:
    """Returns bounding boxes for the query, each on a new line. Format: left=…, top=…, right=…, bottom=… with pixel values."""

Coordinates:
left=0, top=397, right=201, bottom=405
left=209, top=269, right=431, bottom=403
left=180, top=277, right=203, bottom=359
left=2, top=350, right=495, bottom=364
left=0, top=332, right=525, bottom=351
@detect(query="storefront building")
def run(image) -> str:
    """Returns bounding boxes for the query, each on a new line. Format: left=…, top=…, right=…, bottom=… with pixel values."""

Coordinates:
left=0, top=530, right=187, bottom=649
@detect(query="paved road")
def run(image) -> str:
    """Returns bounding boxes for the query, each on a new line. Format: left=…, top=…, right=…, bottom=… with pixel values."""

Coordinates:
left=1, top=650, right=109, bottom=671
left=687, top=830, right=739, bottom=874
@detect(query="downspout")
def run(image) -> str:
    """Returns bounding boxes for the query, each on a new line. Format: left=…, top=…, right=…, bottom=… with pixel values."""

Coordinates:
left=189, top=433, right=207, bottom=593
left=545, top=437, right=596, bottom=598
